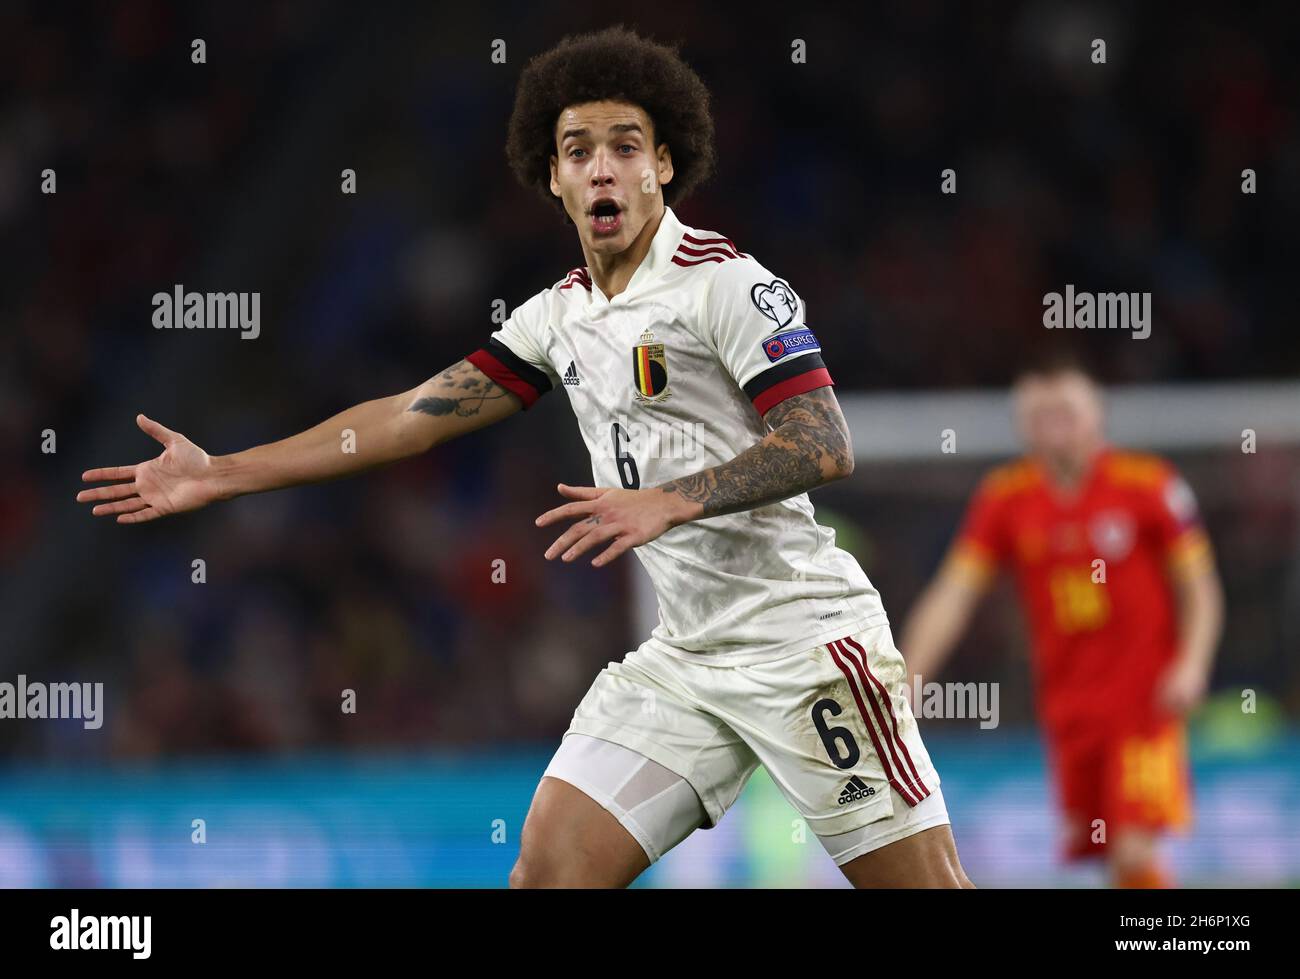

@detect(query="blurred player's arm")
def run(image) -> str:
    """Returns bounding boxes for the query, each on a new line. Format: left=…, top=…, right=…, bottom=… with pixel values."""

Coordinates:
left=1151, top=470, right=1225, bottom=713
left=535, top=385, right=854, bottom=567
left=899, top=547, right=992, bottom=692
left=1159, top=533, right=1225, bottom=713
left=76, top=359, right=521, bottom=524
left=899, top=468, right=1007, bottom=697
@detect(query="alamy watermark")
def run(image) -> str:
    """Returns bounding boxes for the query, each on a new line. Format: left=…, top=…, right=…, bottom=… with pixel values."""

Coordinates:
left=0, top=675, right=103, bottom=729
left=910, top=675, right=999, bottom=729
left=50, top=909, right=150, bottom=959
left=596, top=417, right=706, bottom=462
left=1043, top=285, right=1150, bottom=340
left=152, top=284, right=260, bottom=339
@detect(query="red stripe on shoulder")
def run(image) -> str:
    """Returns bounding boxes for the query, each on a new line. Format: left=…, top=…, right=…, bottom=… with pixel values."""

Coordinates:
left=681, top=231, right=748, bottom=257
left=677, top=244, right=739, bottom=262
left=671, top=254, right=727, bottom=267
left=672, top=230, right=749, bottom=268
left=558, top=267, right=591, bottom=291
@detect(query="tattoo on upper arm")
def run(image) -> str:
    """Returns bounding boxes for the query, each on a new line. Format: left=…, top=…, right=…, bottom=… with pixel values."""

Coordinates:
left=762, top=387, right=852, bottom=474
left=408, top=360, right=514, bottom=418
left=659, top=387, right=851, bottom=518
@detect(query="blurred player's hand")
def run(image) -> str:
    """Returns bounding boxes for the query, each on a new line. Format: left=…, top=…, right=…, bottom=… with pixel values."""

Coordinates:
left=536, top=483, right=692, bottom=568
left=1156, top=657, right=1209, bottom=715
left=76, top=414, right=219, bottom=524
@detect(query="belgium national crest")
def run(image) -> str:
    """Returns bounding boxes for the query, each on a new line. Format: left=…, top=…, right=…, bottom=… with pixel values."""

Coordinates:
left=632, top=341, right=669, bottom=400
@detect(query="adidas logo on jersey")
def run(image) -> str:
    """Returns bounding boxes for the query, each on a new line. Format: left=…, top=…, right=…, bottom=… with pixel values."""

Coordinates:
left=838, top=774, right=876, bottom=805
left=563, top=361, right=581, bottom=386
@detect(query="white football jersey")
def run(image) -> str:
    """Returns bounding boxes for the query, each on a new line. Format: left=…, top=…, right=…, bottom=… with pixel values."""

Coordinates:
left=468, top=206, right=888, bottom=664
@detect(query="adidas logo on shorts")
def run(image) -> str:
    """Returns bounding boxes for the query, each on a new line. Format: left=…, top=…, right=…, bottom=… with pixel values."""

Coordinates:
left=563, top=360, right=581, bottom=386
left=838, top=774, right=876, bottom=805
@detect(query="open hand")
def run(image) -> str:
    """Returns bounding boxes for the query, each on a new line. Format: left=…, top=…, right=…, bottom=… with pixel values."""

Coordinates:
left=535, top=483, right=692, bottom=568
left=76, top=414, right=220, bottom=524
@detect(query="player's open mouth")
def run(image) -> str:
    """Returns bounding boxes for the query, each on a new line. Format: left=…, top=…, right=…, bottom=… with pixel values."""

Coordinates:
left=590, top=200, right=623, bottom=235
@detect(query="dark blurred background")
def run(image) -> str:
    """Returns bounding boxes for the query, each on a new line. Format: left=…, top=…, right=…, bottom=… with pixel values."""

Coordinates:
left=1, top=1, right=1297, bottom=885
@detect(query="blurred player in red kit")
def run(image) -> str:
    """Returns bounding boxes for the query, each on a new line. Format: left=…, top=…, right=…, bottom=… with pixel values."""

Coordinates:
left=901, top=362, right=1223, bottom=887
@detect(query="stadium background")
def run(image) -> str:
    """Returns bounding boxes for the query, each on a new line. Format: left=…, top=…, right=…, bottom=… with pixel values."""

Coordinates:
left=2, top=1, right=1297, bottom=886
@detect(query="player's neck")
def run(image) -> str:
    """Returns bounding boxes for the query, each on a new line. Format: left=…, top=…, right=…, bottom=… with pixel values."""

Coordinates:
left=1041, top=445, right=1105, bottom=495
left=583, top=206, right=664, bottom=300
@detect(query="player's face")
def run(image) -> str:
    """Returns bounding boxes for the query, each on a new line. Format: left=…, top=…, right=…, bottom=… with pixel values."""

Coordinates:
left=1016, top=373, right=1104, bottom=465
left=549, top=100, right=674, bottom=256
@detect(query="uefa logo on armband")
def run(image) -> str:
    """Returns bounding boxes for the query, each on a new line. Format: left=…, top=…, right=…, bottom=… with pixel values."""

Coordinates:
left=761, top=327, right=820, bottom=363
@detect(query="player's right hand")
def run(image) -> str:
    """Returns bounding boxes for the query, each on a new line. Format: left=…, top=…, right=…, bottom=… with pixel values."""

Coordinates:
left=76, top=414, right=220, bottom=524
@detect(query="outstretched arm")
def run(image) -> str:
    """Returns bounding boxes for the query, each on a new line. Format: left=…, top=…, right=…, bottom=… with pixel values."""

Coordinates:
left=898, top=560, right=988, bottom=700
left=535, top=386, right=853, bottom=567
left=77, top=359, right=520, bottom=524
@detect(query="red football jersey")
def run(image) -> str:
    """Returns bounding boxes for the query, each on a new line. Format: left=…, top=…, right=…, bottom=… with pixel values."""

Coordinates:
left=948, top=447, right=1212, bottom=740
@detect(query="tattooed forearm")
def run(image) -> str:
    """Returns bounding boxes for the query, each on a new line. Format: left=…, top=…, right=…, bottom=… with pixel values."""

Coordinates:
left=662, top=440, right=822, bottom=517
left=409, top=360, right=512, bottom=418
left=658, top=387, right=853, bottom=519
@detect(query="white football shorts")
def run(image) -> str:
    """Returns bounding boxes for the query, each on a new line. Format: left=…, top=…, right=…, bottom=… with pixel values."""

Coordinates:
left=542, top=619, right=949, bottom=867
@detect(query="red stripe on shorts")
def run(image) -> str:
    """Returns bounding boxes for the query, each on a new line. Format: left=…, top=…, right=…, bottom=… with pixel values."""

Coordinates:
left=828, top=640, right=920, bottom=806
left=840, top=635, right=930, bottom=802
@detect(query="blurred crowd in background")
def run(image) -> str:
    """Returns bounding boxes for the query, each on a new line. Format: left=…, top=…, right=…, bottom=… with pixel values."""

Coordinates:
left=2, top=1, right=1298, bottom=760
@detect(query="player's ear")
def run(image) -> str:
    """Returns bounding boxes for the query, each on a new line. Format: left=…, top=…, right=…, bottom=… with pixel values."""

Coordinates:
left=656, top=144, right=674, bottom=187
left=548, top=155, right=561, bottom=197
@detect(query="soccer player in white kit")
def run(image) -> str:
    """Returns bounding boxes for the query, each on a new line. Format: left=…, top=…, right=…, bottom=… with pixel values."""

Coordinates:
left=76, top=26, right=970, bottom=888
